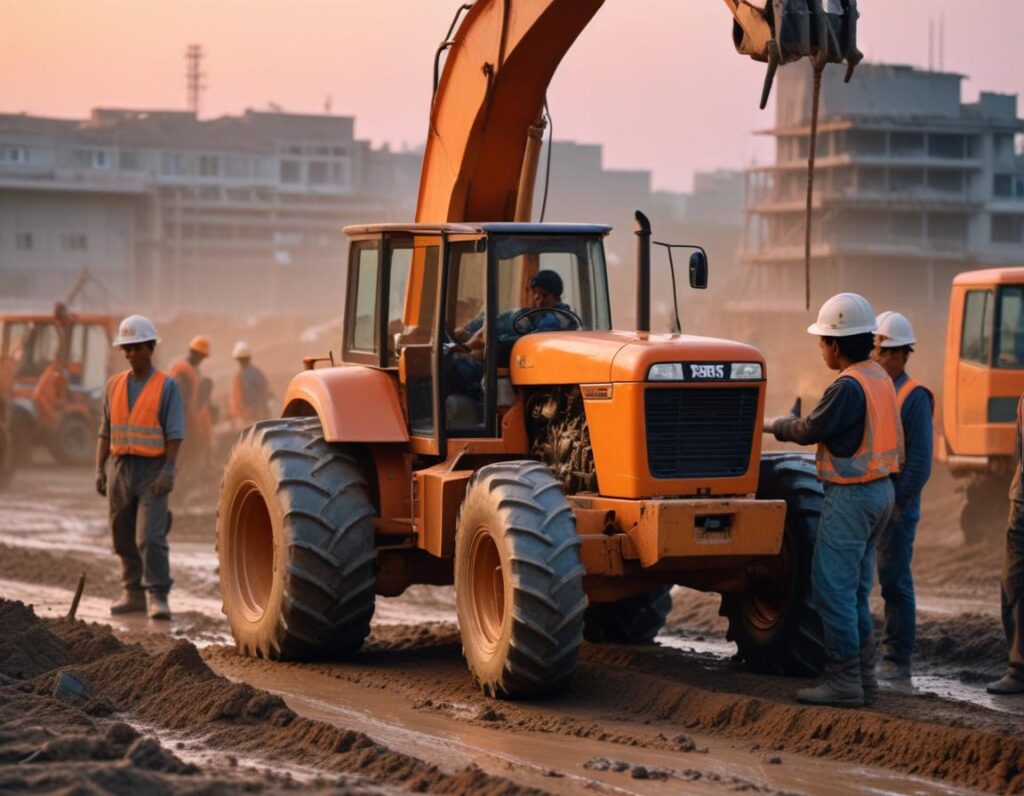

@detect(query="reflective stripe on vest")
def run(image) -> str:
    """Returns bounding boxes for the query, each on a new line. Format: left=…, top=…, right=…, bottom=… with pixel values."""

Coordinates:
left=109, top=370, right=167, bottom=457
left=895, top=376, right=935, bottom=415
left=168, top=358, right=198, bottom=406
left=816, top=360, right=904, bottom=484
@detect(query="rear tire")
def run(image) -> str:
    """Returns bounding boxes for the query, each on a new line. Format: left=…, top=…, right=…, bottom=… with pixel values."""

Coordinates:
left=720, top=453, right=826, bottom=676
left=217, top=417, right=376, bottom=660
left=455, top=461, right=586, bottom=698
left=49, top=413, right=94, bottom=465
left=582, top=585, right=672, bottom=645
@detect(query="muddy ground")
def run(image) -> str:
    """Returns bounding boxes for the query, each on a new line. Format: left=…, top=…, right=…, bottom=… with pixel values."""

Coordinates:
left=1, top=463, right=1022, bottom=795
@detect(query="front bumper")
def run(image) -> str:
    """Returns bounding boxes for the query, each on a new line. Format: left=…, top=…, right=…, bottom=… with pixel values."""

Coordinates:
left=570, top=495, right=786, bottom=573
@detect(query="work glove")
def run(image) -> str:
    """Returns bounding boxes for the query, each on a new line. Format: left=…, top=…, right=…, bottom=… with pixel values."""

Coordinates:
left=151, top=464, right=176, bottom=497
left=95, top=468, right=107, bottom=497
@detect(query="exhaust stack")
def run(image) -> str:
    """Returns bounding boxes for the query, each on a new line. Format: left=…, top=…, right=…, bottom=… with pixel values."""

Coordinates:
left=635, top=210, right=651, bottom=333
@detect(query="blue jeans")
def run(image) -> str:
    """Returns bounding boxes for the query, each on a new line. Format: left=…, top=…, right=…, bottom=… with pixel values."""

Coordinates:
left=877, top=496, right=920, bottom=664
left=813, top=479, right=895, bottom=661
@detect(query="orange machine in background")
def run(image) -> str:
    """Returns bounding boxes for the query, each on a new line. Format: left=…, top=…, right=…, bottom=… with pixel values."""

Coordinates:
left=0, top=312, right=117, bottom=466
left=941, top=267, right=1024, bottom=543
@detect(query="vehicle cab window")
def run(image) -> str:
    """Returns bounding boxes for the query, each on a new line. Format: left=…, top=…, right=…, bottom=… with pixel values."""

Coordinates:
left=961, top=289, right=993, bottom=364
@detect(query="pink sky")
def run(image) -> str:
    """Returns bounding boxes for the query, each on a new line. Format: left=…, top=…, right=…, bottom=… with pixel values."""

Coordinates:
left=2, top=0, right=1019, bottom=191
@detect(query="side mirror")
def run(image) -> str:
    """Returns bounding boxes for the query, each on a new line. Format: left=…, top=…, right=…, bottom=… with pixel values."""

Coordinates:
left=689, top=251, right=708, bottom=290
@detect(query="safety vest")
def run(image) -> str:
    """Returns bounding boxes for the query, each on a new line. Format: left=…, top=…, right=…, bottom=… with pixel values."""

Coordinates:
left=895, top=376, right=935, bottom=415
left=816, top=360, right=904, bottom=484
left=168, top=358, right=198, bottom=407
left=109, top=370, right=167, bottom=457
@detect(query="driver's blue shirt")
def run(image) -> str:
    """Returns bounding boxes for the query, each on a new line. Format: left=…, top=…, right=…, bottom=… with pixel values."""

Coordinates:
left=463, top=302, right=574, bottom=339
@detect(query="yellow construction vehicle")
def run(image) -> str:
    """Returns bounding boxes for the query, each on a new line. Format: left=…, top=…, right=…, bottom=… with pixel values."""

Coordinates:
left=940, top=267, right=1024, bottom=544
left=217, top=0, right=862, bottom=697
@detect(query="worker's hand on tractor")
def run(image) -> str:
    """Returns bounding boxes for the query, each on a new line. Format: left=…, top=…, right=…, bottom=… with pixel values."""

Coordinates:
left=152, top=464, right=175, bottom=497
left=762, top=417, right=785, bottom=434
left=95, top=468, right=107, bottom=497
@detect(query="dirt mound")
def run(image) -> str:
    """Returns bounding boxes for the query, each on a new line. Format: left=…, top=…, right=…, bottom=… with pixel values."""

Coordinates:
left=0, top=600, right=541, bottom=795
left=0, top=544, right=122, bottom=599
left=915, top=612, right=1007, bottom=681
left=0, top=600, right=71, bottom=680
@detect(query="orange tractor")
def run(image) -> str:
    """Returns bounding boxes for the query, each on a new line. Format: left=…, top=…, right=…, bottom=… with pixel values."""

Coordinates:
left=0, top=312, right=117, bottom=466
left=940, top=267, right=1024, bottom=544
left=217, top=0, right=863, bottom=697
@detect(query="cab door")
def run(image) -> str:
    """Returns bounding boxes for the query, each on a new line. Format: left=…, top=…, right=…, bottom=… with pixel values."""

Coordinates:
left=956, top=288, right=995, bottom=454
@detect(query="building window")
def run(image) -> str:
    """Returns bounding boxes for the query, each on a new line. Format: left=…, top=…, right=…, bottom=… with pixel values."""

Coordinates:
left=15, top=232, right=33, bottom=251
left=280, top=159, right=301, bottom=183
left=160, top=152, right=189, bottom=176
left=994, top=174, right=1015, bottom=198
left=308, top=160, right=330, bottom=185
left=60, top=233, right=88, bottom=251
left=73, top=149, right=110, bottom=169
left=199, top=154, right=220, bottom=177
left=992, top=214, right=1024, bottom=243
left=0, top=146, right=28, bottom=164
left=119, top=151, right=140, bottom=170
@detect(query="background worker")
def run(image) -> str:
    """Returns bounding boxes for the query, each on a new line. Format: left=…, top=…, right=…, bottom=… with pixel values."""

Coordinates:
left=873, top=311, right=934, bottom=683
left=988, top=394, right=1024, bottom=695
left=764, top=293, right=902, bottom=707
left=168, top=335, right=209, bottom=482
left=230, top=341, right=272, bottom=430
left=95, top=315, right=184, bottom=621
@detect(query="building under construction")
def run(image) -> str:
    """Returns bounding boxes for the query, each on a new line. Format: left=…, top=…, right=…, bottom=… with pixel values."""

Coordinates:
left=0, top=108, right=420, bottom=315
left=742, top=63, right=1024, bottom=315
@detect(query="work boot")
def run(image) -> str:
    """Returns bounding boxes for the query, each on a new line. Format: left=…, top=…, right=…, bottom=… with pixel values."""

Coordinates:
left=110, top=589, right=146, bottom=615
left=876, top=657, right=912, bottom=682
left=796, top=659, right=864, bottom=707
left=986, top=670, right=1024, bottom=695
left=860, top=643, right=879, bottom=704
left=147, top=592, right=171, bottom=621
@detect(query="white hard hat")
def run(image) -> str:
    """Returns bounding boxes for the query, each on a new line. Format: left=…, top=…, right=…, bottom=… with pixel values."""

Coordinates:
left=806, top=293, right=877, bottom=337
left=232, top=341, right=252, bottom=359
left=112, top=314, right=159, bottom=347
left=875, top=311, right=916, bottom=347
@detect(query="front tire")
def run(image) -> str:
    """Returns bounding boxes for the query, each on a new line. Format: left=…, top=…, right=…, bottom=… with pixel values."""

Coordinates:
left=455, top=461, right=586, bottom=698
left=720, top=453, right=826, bottom=676
left=217, top=417, right=376, bottom=660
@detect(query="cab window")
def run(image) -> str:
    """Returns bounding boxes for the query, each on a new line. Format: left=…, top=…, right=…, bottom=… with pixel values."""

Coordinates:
left=960, top=289, right=993, bottom=364
left=996, top=286, right=1024, bottom=368
left=346, top=241, right=380, bottom=357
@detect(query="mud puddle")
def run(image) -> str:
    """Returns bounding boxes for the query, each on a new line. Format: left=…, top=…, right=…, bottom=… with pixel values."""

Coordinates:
left=210, top=653, right=976, bottom=796
left=0, top=577, right=231, bottom=647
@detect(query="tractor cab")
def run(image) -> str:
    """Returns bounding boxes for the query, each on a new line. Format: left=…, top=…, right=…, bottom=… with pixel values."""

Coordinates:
left=340, top=223, right=613, bottom=445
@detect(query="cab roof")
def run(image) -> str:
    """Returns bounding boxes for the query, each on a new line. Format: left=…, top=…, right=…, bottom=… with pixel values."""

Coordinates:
left=953, top=267, right=1024, bottom=287
left=343, top=222, right=612, bottom=237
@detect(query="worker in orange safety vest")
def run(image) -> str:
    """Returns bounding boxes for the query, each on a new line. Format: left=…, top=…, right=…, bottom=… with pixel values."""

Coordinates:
left=168, top=335, right=209, bottom=476
left=95, top=315, right=185, bottom=621
left=764, top=293, right=903, bottom=708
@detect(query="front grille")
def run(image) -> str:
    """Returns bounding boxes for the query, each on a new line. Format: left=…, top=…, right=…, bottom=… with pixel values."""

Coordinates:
left=644, top=387, right=758, bottom=479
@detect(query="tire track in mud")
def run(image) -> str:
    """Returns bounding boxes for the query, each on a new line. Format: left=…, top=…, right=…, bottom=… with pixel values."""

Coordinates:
left=205, top=623, right=1024, bottom=795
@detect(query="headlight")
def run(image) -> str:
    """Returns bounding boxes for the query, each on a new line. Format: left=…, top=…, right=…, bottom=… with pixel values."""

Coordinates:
left=730, top=362, right=763, bottom=380
left=648, top=363, right=684, bottom=381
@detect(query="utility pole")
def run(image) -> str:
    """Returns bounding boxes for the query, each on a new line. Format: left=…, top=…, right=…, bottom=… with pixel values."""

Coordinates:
left=186, top=44, right=205, bottom=116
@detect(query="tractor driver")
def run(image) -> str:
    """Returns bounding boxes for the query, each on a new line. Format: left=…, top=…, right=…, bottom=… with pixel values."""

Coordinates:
left=447, top=270, right=576, bottom=399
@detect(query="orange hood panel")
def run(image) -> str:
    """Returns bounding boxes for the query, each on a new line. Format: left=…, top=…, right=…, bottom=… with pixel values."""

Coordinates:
left=509, top=331, right=765, bottom=385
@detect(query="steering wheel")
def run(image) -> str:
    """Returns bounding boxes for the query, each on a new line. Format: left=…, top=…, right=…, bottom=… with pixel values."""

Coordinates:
left=512, top=306, right=583, bottom=336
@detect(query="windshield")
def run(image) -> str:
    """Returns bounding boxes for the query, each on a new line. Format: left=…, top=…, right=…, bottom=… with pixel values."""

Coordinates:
left=492, top=235, right=611, bottom=331
left=996, top=285, right=1024, bottom=368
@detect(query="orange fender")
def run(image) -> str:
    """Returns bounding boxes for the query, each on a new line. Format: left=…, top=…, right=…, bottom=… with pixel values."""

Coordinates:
left=282, top=366, right=409, bottom=443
